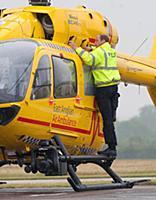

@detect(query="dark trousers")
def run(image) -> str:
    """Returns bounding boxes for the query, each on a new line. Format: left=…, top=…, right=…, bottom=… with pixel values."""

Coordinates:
left=95, top=84, right=119, bottom=148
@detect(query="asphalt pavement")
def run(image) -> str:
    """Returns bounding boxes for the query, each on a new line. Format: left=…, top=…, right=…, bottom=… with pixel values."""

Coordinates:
left=0, top=186, right=156, bottom=200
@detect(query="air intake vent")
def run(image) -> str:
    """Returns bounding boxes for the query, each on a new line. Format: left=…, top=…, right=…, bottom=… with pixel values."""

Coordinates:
left=0, top=105, right=20, bottom=125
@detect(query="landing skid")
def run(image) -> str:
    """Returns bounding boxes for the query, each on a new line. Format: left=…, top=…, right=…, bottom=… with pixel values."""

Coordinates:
left=0, top=182, right=6, bottom=185
left=53, top=135, right=146, bottom=192
left=0, top=135, right=150, bottom=191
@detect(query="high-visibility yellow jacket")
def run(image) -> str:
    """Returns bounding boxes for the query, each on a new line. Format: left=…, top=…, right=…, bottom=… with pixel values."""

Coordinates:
left=76, top=42, right=121, bottom=87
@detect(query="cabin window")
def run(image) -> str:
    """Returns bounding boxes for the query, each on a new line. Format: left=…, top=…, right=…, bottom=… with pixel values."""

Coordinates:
left=52, top=56, right=77, bottom=98
left=83, top=65, right=95, bottom=96
left=0, top=40, right=36, bottom=103
left=31, top=55, right=51, bottom=99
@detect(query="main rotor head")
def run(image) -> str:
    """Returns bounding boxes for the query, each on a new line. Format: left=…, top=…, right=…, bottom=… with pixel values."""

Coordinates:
left=29, top=0, right=51, bottom=6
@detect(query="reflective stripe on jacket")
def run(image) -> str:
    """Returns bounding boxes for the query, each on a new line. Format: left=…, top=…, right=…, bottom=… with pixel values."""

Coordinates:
left=76, top=42, right=121, bottom=87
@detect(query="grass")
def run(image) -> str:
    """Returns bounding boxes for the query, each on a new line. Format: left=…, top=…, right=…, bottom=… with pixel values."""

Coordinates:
left=0, top=159, right=156, bottom=188
left=77, top=159, right=156, bottom=177
left=1, top=160, right=156, bottom=179
left=0, top=182, right=70, bottom=189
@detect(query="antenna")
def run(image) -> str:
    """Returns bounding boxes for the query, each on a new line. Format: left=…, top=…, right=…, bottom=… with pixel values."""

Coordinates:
left=29, top=0, right=51, bottom=6
left=129, top=37, right=148, bottom=59
left=124, top=37, right=148, bottom=88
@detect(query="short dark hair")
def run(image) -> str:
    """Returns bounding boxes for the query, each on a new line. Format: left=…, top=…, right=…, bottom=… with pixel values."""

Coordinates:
left=100, top=34, right=110, bottom=43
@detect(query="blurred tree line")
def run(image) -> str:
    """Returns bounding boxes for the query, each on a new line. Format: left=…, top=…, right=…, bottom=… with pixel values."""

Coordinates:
left=116, top=105, right=156, bottom=159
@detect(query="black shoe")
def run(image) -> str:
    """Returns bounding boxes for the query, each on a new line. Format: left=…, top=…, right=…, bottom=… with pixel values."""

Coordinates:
left=98, top=148, right=117, bottom=157
left=98, top=147, right=109, bottom=154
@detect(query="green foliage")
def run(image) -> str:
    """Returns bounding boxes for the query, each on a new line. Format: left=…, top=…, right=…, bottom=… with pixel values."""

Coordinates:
left=116, top=105, right=156, bottom=159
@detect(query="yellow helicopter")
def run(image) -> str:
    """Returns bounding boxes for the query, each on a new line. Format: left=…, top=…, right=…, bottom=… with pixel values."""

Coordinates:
left=0, top=0, right=155, bottom=191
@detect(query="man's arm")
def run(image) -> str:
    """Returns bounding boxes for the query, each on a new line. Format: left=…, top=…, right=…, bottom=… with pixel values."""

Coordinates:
left=69, top=41, right=100, bottom=66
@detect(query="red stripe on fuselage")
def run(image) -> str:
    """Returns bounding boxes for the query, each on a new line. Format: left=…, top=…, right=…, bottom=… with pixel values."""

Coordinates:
left=17, top=117, right=50, bottom=127
left=51, top=123, right=90, bottom=135
left=17, top=116, right=103, bottom=138
left=17, top=117, right=90, bottom=135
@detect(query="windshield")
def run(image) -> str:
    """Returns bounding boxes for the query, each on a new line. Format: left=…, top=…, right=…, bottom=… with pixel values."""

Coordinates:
left=0, top=40, right=37, bottom=103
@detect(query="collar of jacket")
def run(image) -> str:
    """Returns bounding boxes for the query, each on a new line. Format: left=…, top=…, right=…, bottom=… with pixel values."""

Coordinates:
left=99, top=42, right=111, bottom=49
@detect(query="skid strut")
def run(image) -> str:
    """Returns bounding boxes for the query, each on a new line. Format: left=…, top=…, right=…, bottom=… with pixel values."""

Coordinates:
left=53, top=135, right=139, bottom=192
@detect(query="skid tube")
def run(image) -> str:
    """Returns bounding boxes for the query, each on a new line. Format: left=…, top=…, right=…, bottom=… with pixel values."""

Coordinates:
left=53, top=135, right=147, bottom=192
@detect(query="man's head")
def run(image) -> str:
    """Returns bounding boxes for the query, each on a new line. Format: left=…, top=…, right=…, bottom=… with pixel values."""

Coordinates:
left=95, top=34, right=110, bottom=47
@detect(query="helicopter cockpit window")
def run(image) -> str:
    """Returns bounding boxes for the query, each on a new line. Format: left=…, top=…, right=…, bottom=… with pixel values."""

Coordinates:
left=0, top=40, right=36, bottom=103
left=31, top=55, right=51, bottom=100
left=52, top=56, right=77, bottom=98
left=83, top=65, right=95, bottom=96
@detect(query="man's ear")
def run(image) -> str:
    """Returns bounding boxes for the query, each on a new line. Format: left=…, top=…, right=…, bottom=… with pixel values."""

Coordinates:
left=100, top=39, right=105, bottom=45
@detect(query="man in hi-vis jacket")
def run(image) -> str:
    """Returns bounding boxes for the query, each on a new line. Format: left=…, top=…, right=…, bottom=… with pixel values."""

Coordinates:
left=69, top=34, right=121, bottom=157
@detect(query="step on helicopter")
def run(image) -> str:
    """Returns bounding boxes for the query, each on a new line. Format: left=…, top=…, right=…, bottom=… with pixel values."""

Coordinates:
left=0, top=0, right=155, bottom=191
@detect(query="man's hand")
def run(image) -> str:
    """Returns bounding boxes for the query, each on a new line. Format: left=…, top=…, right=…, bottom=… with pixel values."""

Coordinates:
left=68, top=41, right=77, bottom=50
left=83, top=46, right=92, bottom=52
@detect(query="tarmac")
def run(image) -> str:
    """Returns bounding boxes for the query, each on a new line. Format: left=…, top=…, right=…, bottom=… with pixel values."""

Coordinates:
left=0, top=177, right=156, bottom=200
left=0, top=186, right=156, bottom=200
